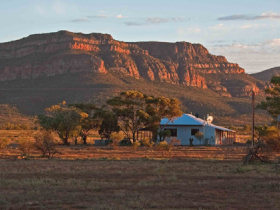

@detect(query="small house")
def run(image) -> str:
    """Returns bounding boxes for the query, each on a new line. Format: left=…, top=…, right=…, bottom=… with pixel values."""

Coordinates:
left=160, top=114, right=236, bottom=145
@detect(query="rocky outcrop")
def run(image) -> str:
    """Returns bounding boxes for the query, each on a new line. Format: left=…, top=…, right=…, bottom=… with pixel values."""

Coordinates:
left=0, top=30, right=260, bottom=96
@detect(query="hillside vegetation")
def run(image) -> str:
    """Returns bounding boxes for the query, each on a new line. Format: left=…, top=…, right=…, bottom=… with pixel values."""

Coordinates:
left=0, top=72, right=269, bottom=126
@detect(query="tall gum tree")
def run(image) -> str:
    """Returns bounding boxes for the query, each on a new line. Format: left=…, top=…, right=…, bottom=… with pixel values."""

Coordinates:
left=107, top=91, right=148, bottom=142
left=107, top=90, right=182, bottom=142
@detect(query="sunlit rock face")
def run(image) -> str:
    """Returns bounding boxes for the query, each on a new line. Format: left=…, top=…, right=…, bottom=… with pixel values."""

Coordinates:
left=0, top=30, right=261, bottom=96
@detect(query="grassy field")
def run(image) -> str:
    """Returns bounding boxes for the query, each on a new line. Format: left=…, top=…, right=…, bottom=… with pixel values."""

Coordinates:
left=1, top=144, right=250, bottom=160
left=1, top=130, right=280, bottom=209
left=0, top=159, right=280, bottom=209
left=0, top=129, right=250, bottom=160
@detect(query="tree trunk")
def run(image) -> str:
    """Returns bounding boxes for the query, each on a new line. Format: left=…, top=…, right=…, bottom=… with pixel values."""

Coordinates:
left=152, top=129, right=158, bottom=142
left=83, top=135, right=87, bottom=145
left=132, top=132, right=136, bottom=142
left=63, top=137, right=69, bottom=145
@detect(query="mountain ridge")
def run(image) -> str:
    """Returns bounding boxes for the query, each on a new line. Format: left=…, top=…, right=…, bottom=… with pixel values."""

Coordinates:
left=0, top=30, right=262, bottom=97
left=0, top=30, right=269, bottom=125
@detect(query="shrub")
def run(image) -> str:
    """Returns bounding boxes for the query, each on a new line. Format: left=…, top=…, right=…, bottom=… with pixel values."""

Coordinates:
left=119, top=138, right=132, bottom=146
left=17, top=139, right=34, bottom=159
left=0, top=139, right=9, bottom=150
left=140, top=137, right=154, bottom=147
left=156, top=138, right=180, bottom=151
left=158, top=129, right=171, bottom=141
left=263, top=136, right=280, bottom=152
left=243, top=126, right=280, bottom=164
left=132, top=141, right=141, bottom=150
left=34, top=131, right=58, bottom=159
left=156, top=141, right=170, bottom=151
left=110, top=132, right=124, bottom=147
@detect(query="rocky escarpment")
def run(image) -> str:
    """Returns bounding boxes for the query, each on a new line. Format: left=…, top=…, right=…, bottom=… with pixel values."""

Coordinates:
left=0, top=30, right=262, bottom=96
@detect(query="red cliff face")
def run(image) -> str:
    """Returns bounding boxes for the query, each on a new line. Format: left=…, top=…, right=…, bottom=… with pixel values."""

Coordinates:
left=0, top=30, right=260, bottom=96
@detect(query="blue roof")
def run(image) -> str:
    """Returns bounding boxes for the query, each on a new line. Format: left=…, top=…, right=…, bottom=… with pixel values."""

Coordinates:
left=160, top=114, right=235, bottom=132
left=161, top=114, right=205, bottom=126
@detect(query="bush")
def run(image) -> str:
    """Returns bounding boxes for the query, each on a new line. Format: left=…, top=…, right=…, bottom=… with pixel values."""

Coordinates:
left=156, top=141, right=170, bottom=151
left=17, top=139, right=34, bottom=159
left=263, top=137, right=280, bottom=152
left=256, top=126, right=280, bottom=152
left=140, top=137, right=154, bottom=147
left=34, top=131, right=58, bottom=159
left=243, top=126, right=280, bottom=164
left=110, top=132, right=124, bottom=147
left=158, top=129, right=171, bottom=141
left=0, top=139, right=9, bottom=150
left=132, top=141, right=141, bottom=150
left=156, top=138, right=180, bottom=151
left=119, top=138, right=132, bottom=146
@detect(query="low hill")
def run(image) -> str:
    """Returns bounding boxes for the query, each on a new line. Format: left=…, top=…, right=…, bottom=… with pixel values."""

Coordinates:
left=251, top=66, right=280, bottom=82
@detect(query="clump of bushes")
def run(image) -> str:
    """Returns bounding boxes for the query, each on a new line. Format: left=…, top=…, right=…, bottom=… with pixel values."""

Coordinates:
left=140, top=137, right=154, bottom=148
left=156, top=138, right=180, bottom=151
left=156, top=140, right=170, bottom=151
left=243, top=126, right=280, bottom=164
left=0, top=139, right=9, bottom=150
left=17, top=130, right=58, bottom=159
left=132, top=141, right=141, bottom=150
left=34, top=131, right=58, bottom=159
left=119, top=138, right=132, bottom=146
left=17, top=139, right=34, bottom=159
left=261, top=126, right=280, bottom=152
left=110, top=132, right=124, bottom=148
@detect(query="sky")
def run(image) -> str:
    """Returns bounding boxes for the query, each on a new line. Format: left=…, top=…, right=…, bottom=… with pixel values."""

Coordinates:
left=0, top=0, right=280, bottom=73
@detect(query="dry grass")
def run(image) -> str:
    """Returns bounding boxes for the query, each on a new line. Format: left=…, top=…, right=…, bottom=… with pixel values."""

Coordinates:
left=1, top=130, right=280, bottom=209
left=0, top=130, right=35, bottom=143
left=0, top=159, right=280, bottom=209
left=1, top=144, right=251, bottom=160
left=1, top=129, right=279, bottom=161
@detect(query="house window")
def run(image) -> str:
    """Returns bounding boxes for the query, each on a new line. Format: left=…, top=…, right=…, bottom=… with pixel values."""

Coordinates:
left=164, top=128, right=177, bottom=137
left=191, top=128, right=199, bottom=136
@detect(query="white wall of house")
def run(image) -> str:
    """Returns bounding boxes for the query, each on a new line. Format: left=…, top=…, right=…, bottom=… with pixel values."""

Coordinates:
left=162, top=125, right=216, bottom=145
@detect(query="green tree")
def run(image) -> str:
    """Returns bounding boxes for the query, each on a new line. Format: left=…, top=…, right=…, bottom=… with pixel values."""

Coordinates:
left=70, top=103, right=100, bottom=144
left=259, top=76, right=280, bottom=119
left=107, top=90, right=148, bottom=142
left=98, top=109, right=120, bottom=140
left=38, top=101, right=87, bottom=145
left=107, top=90, right=182, bottom=142
left=145, top=96, right=182, bottom=141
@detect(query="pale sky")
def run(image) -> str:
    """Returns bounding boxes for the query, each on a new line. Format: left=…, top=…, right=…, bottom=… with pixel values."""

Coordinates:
left=0, top=0, right=280, bottom=73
